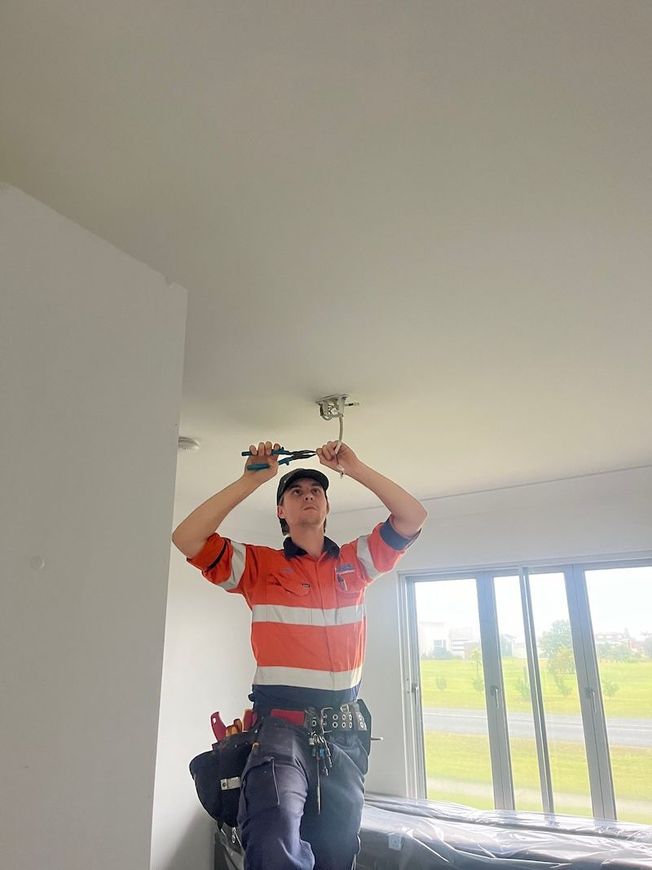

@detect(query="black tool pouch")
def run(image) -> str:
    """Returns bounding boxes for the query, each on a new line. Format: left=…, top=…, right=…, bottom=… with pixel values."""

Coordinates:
left=356, top=698, right=373, bottom=756
left=189, top=728, right=258, bottom=828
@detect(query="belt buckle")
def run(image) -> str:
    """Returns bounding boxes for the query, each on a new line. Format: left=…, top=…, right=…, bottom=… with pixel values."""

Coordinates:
left=305, top=707, right=319, bottom=730
left=319, top=705, right=335, bottom=733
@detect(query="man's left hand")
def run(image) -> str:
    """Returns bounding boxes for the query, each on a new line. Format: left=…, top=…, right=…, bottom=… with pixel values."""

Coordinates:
left=316, top=441, right=361, bottom=475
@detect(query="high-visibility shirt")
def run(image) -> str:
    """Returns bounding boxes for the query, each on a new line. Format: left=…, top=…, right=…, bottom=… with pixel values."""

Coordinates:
left=186, top=516, right=418, bottom=710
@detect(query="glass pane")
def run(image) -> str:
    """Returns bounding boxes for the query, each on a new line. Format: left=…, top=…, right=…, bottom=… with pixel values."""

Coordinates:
left=585, top=565, right=652, bottom=824
left=494, top=575, right=543, bottom=812
left=415, top=578, right=493, bottom=808
left=529, top=572, right=592, bottom=816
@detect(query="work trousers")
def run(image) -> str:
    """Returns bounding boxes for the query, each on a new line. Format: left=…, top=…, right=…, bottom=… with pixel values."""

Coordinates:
left=237, top=715, right=368, bottom=870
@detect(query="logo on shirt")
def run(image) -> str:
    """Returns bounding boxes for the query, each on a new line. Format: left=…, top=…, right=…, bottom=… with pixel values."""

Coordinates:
left=336, top=563, right=355, bottom=592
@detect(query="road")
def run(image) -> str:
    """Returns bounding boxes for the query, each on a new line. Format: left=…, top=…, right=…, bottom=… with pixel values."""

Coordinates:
left=423, top=708, right=652, bottom=747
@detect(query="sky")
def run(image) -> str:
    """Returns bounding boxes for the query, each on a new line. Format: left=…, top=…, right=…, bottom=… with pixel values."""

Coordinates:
left=415, top=566, right=652, bottom=643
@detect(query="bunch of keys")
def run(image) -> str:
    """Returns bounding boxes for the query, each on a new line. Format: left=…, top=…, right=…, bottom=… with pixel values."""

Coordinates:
left=308, top=732, right=333, bottom=814
left=309, top=733, right=332, bottom=772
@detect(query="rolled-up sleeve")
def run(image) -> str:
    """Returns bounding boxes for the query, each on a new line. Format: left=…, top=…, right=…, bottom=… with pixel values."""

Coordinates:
left=380, top=515, right=422, bottom=551
left=349, top=515, right=421, bottom=585
left=186, top=533, right=249, bottom=594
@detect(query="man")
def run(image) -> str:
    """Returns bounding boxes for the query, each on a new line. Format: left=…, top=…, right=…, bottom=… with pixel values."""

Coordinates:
left=172, top=439, right=427, bottom=870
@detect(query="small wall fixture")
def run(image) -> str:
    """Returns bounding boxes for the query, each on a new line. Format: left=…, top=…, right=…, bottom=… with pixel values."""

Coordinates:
left=178, top=436, right=201, bottom=452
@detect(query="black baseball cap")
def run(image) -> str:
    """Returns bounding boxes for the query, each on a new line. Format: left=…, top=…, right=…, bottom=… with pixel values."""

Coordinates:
left=276, top=468, right=329, bottom=504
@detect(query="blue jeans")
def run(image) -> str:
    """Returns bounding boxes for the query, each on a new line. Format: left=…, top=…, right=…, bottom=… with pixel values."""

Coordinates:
left=237, top=715, right=368, bottom=870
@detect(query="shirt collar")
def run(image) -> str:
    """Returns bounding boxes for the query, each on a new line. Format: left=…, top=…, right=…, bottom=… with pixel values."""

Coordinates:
left=283, top=536, right=340, bottom=559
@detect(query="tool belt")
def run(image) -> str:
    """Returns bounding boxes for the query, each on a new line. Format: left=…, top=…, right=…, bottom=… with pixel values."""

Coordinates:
left=189, top=700, right=372, bottom=827
left=266, top=699, right=372, bottom=815
left=269, top=700, right=369, bottom=735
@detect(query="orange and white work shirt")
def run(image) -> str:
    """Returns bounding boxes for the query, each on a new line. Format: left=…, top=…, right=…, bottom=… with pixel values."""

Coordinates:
left=186, top=517, right=419, bottom=710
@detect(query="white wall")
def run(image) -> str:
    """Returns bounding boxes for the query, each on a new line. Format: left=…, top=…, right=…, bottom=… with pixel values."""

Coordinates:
left=151, top=518, right=277, bottom=870
left=326, top=466, right=652, bottom=797
left=0, top=186, right=187, bottom=870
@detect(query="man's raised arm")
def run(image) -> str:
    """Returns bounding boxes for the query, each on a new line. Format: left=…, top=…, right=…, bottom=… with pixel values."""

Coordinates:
left=316, top=441, right=428, bottom=538
left=172, top=440, right=280, bottom=558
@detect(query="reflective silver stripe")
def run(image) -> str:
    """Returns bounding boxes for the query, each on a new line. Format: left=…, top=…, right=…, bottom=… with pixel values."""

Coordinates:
left=253, top=666, right=363, bottom=690
left=251, top=603, right=365, bottom=626
left=219, top=541, right=246, bottom=591
left=356, top=535, right=382, bottom=582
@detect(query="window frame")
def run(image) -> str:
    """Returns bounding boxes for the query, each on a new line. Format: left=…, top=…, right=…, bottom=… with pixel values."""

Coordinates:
left=401, top=555, right=652, bottom=820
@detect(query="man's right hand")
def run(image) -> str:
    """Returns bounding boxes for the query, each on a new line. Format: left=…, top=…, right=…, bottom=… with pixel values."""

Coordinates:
left=172, top=441, right=282, bottom=557
left=243, top=441, right=281, bottom=483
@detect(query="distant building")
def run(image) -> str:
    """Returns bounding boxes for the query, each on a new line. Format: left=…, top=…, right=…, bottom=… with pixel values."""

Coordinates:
left=418, top=622, right=479, bottom=658
left=418, top=622, right=449, bottom=657
left=450, top=627, right=478, bottom=658
left=595, top=631, right=632, bottom=650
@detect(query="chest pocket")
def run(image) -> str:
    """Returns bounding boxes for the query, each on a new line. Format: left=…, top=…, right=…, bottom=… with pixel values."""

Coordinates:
left=334, top=563, right=364, bottom=598
left=267, top=569, right=311, bottom=599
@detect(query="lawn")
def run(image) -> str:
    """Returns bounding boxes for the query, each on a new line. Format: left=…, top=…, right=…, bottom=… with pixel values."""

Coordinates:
left=421, top=658, right=652, bottom=824
left=420, top=658, right=652, bottom=717
left=424, top=731, right=652, bottom=823
left=420, top=658, right=652, bottom=824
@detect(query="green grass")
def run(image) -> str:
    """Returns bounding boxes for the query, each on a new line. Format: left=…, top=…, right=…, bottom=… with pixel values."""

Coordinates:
left=420, top=659, right=652, bottom=824
left=420, top=658, right=652, bottom=717
left=424, top=731, right=652, bottom=824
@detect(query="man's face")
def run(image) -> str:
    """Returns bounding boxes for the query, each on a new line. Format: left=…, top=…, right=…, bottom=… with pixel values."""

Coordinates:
left=277, top=478, right=329, bottom=533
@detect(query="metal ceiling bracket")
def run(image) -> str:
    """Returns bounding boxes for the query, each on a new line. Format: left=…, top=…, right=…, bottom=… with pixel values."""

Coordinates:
left=316, top=394, right=359, bottom=421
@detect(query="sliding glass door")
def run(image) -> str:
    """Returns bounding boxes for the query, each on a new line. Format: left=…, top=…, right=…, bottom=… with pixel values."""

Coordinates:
left=407, top=559, right=650, bottom=821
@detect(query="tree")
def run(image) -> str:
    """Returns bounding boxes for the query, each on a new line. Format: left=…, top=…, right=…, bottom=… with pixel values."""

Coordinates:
left=602, top=679, right=619, bottom=699
left=540, top=620, right=573, bottom=660
left=597, top=643, right=635, bottom=663
left=548, top=645, right=575, bottom=677
left=553, top=674, right=572, bottom=696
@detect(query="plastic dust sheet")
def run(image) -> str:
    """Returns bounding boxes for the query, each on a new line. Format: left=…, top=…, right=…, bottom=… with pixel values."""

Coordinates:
left=357, top=795, right=652, bottom=869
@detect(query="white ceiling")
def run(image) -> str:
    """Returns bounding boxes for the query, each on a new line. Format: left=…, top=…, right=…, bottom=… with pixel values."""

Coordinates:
left=2, top=1, right=651, bottom=525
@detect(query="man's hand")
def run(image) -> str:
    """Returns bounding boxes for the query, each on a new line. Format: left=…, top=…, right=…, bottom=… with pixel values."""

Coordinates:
left=318, top=443, right=428, bottom=537
left=243, top=441, right=281, bottom=483
left=316, top=441, right=361, bottom=475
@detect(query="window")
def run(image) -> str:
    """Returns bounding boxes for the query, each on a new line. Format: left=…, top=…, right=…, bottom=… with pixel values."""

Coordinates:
left=405, top=560, right=652, bottom=823
left=414, top=577, right=492, bottom=807
left=584, top=566, right=652, bottom=824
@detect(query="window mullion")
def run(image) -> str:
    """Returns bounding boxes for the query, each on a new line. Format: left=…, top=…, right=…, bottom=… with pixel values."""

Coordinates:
left=519, top=566, right=555, bottom=813
left=402, top=575, right=427, bottom=798
left=565, top=565, right=617, bottom=819
left=477, top=572, right=514, bottom=810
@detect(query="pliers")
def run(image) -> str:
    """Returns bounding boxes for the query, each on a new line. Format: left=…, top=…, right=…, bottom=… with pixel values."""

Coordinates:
left=241, top=448, right=317, bottom=471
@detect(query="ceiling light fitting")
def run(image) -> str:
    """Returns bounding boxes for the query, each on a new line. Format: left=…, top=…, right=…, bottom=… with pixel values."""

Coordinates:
left=316, top=394, right=359, bottom=422
left=315, top=394, right=359, bottom=476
